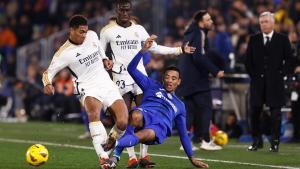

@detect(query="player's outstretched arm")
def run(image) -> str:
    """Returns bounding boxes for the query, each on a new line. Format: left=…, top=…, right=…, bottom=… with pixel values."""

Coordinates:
left=175, top=109, right=209, bottom=168
left=42, top=50, right=69, bottom=96
left=150, top=43, right=195, bottom=55
left=128, top=35, right=157, bottom=91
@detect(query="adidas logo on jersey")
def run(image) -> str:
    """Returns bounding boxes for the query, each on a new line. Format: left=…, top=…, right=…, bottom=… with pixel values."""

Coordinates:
left=116, top=35, right=121, bottom=38
left=76, top=53, right=81, bottom=57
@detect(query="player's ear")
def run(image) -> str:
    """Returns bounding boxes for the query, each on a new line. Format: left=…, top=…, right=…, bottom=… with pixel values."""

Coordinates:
left=177, top=78, right=181, bottom=86
left=69, top=27, right=75, bottom=34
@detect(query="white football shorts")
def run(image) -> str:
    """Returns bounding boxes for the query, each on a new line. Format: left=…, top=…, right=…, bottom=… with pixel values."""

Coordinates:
left=78, top=81, right=123, bottom=108
left=112, top=72, right=143, bottom=96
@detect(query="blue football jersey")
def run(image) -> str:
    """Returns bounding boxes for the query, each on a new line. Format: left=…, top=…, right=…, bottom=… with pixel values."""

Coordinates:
left=128, top=51, right=193, bottom=157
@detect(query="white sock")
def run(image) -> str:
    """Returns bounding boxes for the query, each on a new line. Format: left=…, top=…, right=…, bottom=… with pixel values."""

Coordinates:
left=109, top=125, right=126, bottom=140
left=89, top=121, right=108, bottom=159
left=140, top=144, right=148, bottom=158
left=127, top=146, right=137, bottom=159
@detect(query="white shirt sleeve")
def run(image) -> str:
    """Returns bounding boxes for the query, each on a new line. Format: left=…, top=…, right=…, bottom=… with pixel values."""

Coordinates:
left=42, top=52, right=69, bottom=86
left=99, top=29, right=109, bottom=60
left=138, top=25, right=183, bottom=55
left=149, top=43, right=183, bottom=55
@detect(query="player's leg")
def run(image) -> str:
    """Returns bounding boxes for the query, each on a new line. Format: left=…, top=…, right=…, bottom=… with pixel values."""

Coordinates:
left=109, top=109, right=162, bottom=168
left=105, top=99, right=128, bottom=151
left=134, top=93, right=154, bottom=167
left=122, top=92, right=140, bottom=168
left=110, top=128, right=156, bottom=168
left=84, top=96, right=109, bottom=165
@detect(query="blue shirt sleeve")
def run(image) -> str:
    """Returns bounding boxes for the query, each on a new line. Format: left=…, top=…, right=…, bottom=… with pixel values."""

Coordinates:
left=174, top=106, right=193, bottom=158
left=143, top=51, right=151, bottom=66
left=128, top=51, right=153, bottom=91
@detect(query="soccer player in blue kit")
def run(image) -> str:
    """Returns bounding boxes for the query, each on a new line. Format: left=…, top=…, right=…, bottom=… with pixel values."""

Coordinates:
left=104, top=35, right=209, bottom=168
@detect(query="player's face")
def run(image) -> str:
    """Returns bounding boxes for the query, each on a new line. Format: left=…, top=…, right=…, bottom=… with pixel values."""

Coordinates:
left=70, top=25, right=88, bottom=44
left=259, top=16, right=274, bottom=34
left=116, top=3, right=132, bottom=23
left=201, top=13, right=213, bottom=30
left=163, top=70, right=181, bottom=93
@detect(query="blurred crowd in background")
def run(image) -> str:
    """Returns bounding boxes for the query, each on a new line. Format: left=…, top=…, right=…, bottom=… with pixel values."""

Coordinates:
left=1, top=0, right=300, bottom=141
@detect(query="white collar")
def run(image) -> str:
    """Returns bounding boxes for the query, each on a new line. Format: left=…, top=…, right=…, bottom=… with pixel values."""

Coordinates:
left=263, top=30, right=274, bottom=39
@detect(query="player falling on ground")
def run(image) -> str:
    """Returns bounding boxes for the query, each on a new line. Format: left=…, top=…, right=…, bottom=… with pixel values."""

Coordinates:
left=100, top=1, right=195, bottom=167
left=42, top=15, right=128, bottom=169
left=102, top=35, right=209, bottom=169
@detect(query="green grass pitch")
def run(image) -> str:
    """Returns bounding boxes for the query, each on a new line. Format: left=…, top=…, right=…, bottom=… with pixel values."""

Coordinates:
left=0, top=122, right=299, bottom=169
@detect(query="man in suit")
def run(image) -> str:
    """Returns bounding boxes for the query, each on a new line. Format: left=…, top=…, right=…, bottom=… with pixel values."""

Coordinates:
left=177, top=10, right=224, bottom=150
left=245, top=11, right=293, bottom=152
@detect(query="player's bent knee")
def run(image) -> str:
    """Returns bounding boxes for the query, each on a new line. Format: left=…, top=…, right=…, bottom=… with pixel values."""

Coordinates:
left=116, top=118, right=128, bottom=131
left=129, top=110, right=143, bottom=128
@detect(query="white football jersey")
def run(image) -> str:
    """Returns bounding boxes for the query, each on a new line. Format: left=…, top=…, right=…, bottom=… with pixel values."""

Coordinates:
left=99, top=21, right=182, bottom=86
left=42, top=30, right=113, bottom=94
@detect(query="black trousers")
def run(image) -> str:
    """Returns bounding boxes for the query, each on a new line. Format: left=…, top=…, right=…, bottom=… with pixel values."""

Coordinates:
left=251, top=106, right=281, bottom=143
left=184, top=91, right=212, bottom=143
left=292, top=97, right=300, bottom=141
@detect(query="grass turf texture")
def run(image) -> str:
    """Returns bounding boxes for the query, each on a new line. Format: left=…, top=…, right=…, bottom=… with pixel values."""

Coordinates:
left=0, top=122, right=299, bottom=169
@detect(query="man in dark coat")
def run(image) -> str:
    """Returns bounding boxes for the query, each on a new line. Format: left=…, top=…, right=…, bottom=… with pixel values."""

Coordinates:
left=177, top=10, right=224, bottom=150
left=245, top=11, right=293, bottom=152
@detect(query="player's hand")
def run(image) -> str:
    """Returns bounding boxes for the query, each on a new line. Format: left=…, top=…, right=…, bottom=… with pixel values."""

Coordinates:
left=43, top=84, right=54, bottom=95
left=141, top=35, right=157, bottom=53
left=295, top=66, right=300, bottom=73
left=216, top=71, right=224, bottom=78
left=189, top=157, right=209, bottom=168
left=103, top=59, right=113, bottom=70
left=183, top=42, right=196, bottom=54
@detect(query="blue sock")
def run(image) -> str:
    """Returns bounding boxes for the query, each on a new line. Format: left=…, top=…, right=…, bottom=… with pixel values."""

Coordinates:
left=114, top=125, right=139, bottom=158
left=81, top=111, right=90, bottom=132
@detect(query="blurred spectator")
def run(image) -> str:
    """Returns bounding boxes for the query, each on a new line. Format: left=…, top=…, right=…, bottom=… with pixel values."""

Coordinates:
left=0, top=24, right=16, bottom=48
left=16, top=14, right=32, bottom=46
left=224, top=112, right=242, bottom=138
left=0, top=72, right=13, bottom=118
left=23, top=64, right=43, bottom=118
left=53, top=69, right=80, bottom=115
left=146, top=54, right=165, bottom=81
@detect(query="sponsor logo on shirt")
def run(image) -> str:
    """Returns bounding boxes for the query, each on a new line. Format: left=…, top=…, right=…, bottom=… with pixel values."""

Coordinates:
left=155, top=91, right=178, bottom=113
left=116, top=39, right=139, bottom=50
left=78, top=51, right=100, bottom=67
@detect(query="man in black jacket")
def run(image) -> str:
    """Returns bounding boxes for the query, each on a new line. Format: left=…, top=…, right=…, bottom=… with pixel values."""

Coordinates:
left=177, top=10, right=224, bottom=151
left=245, top=11, right=293, bottom=152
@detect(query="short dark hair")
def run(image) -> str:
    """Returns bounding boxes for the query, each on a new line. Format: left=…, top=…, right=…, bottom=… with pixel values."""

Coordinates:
left=115, top=0, right=132, bottom=8
left=194, top=10, right=208, bottom=23
left=69, top=15, right=88, bottom=28
left=116, top=0, right=132, bottom=8
left=163, top=66, right=181, bottom=78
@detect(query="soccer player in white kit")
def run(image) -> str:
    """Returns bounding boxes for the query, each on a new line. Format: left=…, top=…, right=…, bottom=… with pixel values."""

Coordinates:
left=100, top=1, right=195, bottom=167
left=42, top=15, right=128, bottom=169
